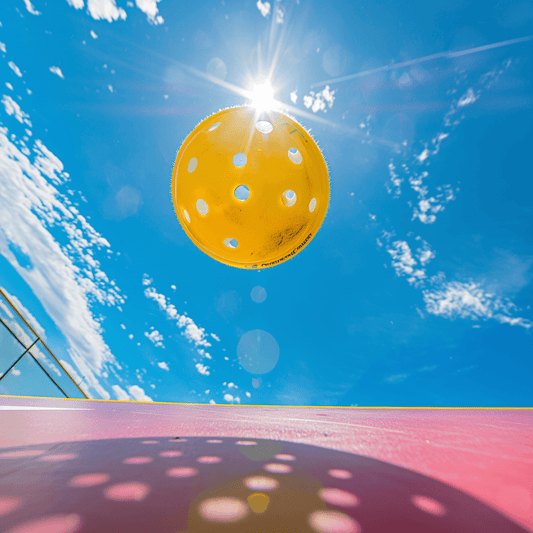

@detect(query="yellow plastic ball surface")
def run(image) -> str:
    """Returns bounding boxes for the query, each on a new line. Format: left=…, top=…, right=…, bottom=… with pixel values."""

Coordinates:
left=171, top=106, right=329, bottom=269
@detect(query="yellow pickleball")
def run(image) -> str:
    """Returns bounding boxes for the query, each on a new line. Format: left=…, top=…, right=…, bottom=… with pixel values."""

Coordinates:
left=171, top=106, right=329, bottom=269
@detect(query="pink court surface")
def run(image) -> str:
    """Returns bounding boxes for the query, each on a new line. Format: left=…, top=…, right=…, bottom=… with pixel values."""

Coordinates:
left=0, top=395, right=531, bottom=533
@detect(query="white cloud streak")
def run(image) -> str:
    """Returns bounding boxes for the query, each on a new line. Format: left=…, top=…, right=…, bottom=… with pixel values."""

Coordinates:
left=23, top=0, right=42, bottom=15
left=143, top=280, right=214, bottom=350
left=128, top=384, right=153, bottom=401
left=2, top=95, right=30, bottom=125
left=8, top=62, right=22, bottom=78
left=49, top=66, right=65, bottom=79
left=135, top=0, right=164, bottom=24
left=0, top=98, right=125, bottom=400
left=66, top=0, right=84, bottom=8
left=86, top=0, right=126, bottom=21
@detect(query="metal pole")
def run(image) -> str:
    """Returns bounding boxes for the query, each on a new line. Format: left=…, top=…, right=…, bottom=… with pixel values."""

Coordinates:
left=0, top=338, right=39, bottom=384
left=0, top=289, right=89, bottom=399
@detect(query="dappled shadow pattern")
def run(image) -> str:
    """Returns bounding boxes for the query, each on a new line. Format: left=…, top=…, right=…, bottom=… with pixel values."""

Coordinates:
left=0, top=437, right=527, bottom=533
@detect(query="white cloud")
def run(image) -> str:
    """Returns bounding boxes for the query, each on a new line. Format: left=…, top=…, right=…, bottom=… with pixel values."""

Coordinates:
left=224, top=393, right=234, bottom=403
left=90, top=30, right=98, bottom=39
left=170, top=284, right=176, bottom=290
left=195, top=363, right=210, bottom=375
left=387, top=241, right=426, bottom=287
left=0, top=42, right=6, bottom=53
left=59, top=359, right=90, bottom=396
left=256, top=0, right=270, bottom=17
left=423, top=280, right=531, bottom=329
left=275, top=6, right=284, bottom=24
left=49, top=66, right=65, bottom=79
left=246, top=391, right=251, bottom=398
left=86, top=0, right=126, bottom=21
left=144, top=284, right=213, bottom=349
left=23, top=0, right=42, bottom=15
left=11, top=368, right=21, bottom=376
left=417, top=242, right=435, bottom=266
left=2, top=95, right=30, bottom=124
left=135, top=0, right=164, bottom=24
left=210, top=333, right=220, bottom=341
left=8, top=62, right=22, bottom=77
left=157, top=361, right=169, bottom=371
left=384, top=373, right=408, bottom=383
left=0, top=287, right=46, bottom=339
left=108, top=85, right=113, bottom=93
left=387, top=161, right=403, bottom=197
left=112, top=384, right=130, bottom=400
left=302, top=86, right=336, bottom=114
left=120, top=324, right=126, bottom=329
left=128, top=384, right=153, bottom=401
left=209, top=399, right=216, bottom=404
left=142, top=273, right=152, bottom=286
left=0, top=103, right=124, bottom=401
left=290, top=90, right=297, bottom=104
left=128, top=333, right=133, bottom=339
left=457, top=87, right=478, bottom=107
left=66, top=0, right=84, bottom=9
left=145, top=329, right=164, bottom=347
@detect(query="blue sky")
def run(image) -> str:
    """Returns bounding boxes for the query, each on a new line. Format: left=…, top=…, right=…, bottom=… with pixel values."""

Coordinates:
left=0, top=0, right=532, bottom=406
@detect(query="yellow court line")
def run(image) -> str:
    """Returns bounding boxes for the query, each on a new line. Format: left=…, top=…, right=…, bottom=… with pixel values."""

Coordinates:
left=0, top=395, right=531, bottom=409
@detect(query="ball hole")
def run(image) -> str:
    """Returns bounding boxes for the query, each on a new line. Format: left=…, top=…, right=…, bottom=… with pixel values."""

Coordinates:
left=282, top=190, right=297, bottom=207
left=224, top=238, right=238, bottom=249
left=287, top=148, right=302, bottom=165
left=196, top=199, right=209, bottom=215
left=255, top=120, right=273, bottom=134
left=188, top=158, right=198, bottom=173
left=208, top=122, right=220, bottom=131
left=233, top=153, right=247, bottom=167
left=234, top=185, right=250, bottom=201
left=309, top=198, right=317, bottom=213
left=183, top=209, right=190, bottom=223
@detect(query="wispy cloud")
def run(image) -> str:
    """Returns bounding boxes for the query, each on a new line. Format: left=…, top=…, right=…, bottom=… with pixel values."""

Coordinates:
left=112, top=383, right=153, bottom=401
left=90, top=30, right=98, bottom=39
left=423, top=279, right=532, bottom=329
left=1, top=289, right=42, bottom=337
left=23, top=0, right=41, bottom=15
left=0, top=96, right=125, bottom=400
left=387, top=240, right=426, bottom=287
left=379, top=58, right=531, bottom=331
left=8, top=62, right=22, bottom=78
left=49, top=66, right=65, bottom=79
left=143, top=276, right=215, bottom=350
left=66, top=0, right=84, bottom=9
left=2, top=95, right=31, bottom=125
left=128, top=385, right=152, bottom=401
left=86, top=0, right=126, bottom=21
left=135, top=0, right=164, bottom=24
left=112, top=384, right=130, bottom=400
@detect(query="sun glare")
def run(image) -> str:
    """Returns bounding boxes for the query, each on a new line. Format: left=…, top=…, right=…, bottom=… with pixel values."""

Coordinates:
left=250, top=81, right=276, bottom=113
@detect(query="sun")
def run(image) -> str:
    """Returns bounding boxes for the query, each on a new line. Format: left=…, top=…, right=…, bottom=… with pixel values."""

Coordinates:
left=249, top=81, right=277, bottom=113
